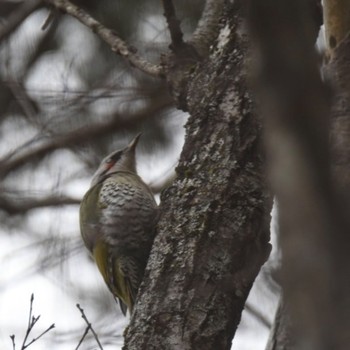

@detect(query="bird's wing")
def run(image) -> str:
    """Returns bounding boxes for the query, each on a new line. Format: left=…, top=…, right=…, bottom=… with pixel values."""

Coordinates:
left=93, top=240, right=135, bottom=315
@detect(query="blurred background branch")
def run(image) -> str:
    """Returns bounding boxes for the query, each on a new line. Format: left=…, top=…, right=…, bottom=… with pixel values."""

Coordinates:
left=0, top=193, right=79, bottom=215
left=0, top=0, right=43, bottom=42
left=46, top=0, right=164, bottom=77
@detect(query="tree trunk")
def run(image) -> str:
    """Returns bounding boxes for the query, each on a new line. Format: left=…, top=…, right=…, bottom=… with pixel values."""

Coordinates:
left=327, top=32, right=350, bottom=349
left=124, top=1, right=272, bottom=349
left=251, top=1, right=350, bottom=349
left=265, top=298, right=294, bottom=350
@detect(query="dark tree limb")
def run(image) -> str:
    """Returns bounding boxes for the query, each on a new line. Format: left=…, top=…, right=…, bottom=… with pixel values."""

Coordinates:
left=76, top=304, right=103, bottom=350
left=0, top=194, right=80, bottom=215
left=0, top=0, right=43, bottom=42
left=45, top=0, right=163, bottom=77
left=161, top=0, right=184, bottom=52
left=245, top=302, right=271, bottom=330
left=0, top=97, right=171, bottom=178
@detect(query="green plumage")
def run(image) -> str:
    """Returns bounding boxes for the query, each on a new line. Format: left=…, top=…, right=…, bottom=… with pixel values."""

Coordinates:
left=79, top=138, right=158, bottom=315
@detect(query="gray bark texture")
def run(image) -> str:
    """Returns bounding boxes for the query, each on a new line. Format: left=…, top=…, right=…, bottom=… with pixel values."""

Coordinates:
left=123, top=1, right=272, bottom=349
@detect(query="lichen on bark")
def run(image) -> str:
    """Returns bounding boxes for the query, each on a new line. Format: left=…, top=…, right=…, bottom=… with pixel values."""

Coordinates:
left=124, top=2, right=271, bottom=349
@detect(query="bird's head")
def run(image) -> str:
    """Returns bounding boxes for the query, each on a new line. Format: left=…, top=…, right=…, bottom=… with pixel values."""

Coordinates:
left=91, top=134, right=141, bottom=186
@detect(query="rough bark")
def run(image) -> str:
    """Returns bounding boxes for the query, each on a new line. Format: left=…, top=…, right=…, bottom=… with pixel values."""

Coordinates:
left=124, top=2, right=271, bottom=349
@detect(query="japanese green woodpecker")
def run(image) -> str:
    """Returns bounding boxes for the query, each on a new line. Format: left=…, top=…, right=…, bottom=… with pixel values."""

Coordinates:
left=79, top=134, right=158, bottom=315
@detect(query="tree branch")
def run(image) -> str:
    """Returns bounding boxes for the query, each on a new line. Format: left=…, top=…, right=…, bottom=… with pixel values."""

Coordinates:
left=0, top=194, right=80, bottom=215
left=190, top=0, right=225, bottom=57
left=245, top=302, right=271, bottom=330
left=11, top=294, right=56, bottom=350
left=45, top=0, right=164, bottom=77
left=76, top=304, right=103, bottom=350
left=0, top=97, right=171, bottom=178
left=161, top=0, right=184, bottom=52
left=0, top=0, right=43, bottom=42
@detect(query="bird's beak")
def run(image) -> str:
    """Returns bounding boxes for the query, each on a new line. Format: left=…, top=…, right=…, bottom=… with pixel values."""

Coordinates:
left=127, top=133, right=142, bottom=151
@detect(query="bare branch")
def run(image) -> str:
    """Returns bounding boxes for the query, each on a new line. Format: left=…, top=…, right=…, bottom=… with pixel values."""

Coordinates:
left=0, top=0, right=43, bottom=42
left=9, top=294, right=55, bottom=350
left=0, top=97, right=172, bottom=178
left=23, top=324, right=55, bottom=350
left=76, top=304, right=103, bottom=350
left=245, top=302, right=271, bottom=329
left=0, top=194, right=80, bottom=215
left=5, top=79, right=38, bottom=124
left=10, top=335, right=15, bottom=350
left=45, top=0, right=164, bottom=77
left=161, top=0, right=184, bottom=52
left=190, top=0, right=225, bottom=57
left=75, top=327, right=90, bottom=350
left=21, top=294, right=35, bottom=350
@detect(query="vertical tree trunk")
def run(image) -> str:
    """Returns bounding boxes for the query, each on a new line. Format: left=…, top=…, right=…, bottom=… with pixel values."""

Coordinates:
left=265, top=299, right=294, bottom=350
left=327, top=33, right=350, bottom=350
left=250, top=1, right=350, bottom=349
left=124, top=1, right=271, bottom=349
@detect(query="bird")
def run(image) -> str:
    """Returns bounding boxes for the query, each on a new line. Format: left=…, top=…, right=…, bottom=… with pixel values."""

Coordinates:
left=79, top=134, right=158, bottom=315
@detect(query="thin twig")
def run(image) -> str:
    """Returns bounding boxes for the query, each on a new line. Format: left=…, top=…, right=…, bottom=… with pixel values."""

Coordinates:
left=76, top=304, right=104, bottom=350
left=245, top=302, right=271, bottom=329
left=45, top=0, right=163, bottom=77
left=10, top=335, right=15, bottom=350
left=21, top=294, right=35, bottom=350
left=11, top=294, right=55, bottom=350
left=3, top=41, right=39, bottom=124
left=5, top=79, right=38, bottom=123
left=23, top=324, right=55, bottom=350
left=161, top=0, right=184, bottom=51
left=75, top=326, right=90, bottom=350
left=0, top=0, right=43, bottom=42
